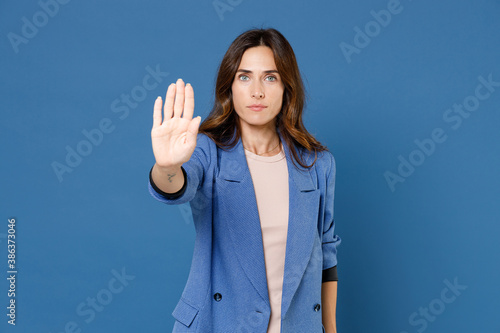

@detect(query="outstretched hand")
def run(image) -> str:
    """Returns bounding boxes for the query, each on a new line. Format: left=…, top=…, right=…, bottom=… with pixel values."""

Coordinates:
left=151, top=78, right=201, bottom=168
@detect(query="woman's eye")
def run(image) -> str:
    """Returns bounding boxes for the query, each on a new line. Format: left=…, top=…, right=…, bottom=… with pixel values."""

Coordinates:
left=239, top=75, right=249, bottom=81
left=266, top=76, right=277, bottom=82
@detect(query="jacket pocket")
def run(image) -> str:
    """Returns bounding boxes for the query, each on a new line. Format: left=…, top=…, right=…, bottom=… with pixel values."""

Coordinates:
left=172, top=298, right=199, bottom=328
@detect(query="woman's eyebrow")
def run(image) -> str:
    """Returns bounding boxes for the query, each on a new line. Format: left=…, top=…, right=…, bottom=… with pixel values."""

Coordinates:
left=236, top=69, right=279, bottom=74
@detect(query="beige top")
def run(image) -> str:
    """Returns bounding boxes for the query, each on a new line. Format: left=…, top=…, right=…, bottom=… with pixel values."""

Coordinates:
left=244, top=143, right=289, bottom=333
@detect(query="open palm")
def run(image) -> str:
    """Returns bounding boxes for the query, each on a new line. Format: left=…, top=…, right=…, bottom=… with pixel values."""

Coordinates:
left=151, top=78, right=201, bottom=168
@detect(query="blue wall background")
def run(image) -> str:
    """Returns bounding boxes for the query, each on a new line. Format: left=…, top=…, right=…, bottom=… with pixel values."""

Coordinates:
left=1, top=0, right=499, bottom=332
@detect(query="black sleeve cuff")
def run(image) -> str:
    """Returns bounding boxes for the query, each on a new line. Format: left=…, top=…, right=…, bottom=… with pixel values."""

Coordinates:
left=149, top=165, right=187, bottom=200
left=322, top=265, right=338, bottom=283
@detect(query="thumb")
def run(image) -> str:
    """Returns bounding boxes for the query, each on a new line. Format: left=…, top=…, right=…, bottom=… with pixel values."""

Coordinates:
left=186, top=116, right=201, bottom=145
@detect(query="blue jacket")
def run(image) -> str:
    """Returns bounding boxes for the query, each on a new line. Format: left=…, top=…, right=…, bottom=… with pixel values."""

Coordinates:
left=148, top=129, right=341, bottom=332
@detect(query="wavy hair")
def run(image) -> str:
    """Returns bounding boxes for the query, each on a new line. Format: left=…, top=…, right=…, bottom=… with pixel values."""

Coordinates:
left=198, top=27, right=329, bottom=169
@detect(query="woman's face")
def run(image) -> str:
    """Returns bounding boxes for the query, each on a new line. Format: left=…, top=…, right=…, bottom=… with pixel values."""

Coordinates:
left=231, top=46, right=285, bottom=131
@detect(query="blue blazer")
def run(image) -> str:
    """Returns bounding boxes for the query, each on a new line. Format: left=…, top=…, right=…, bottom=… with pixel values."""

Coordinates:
left=148, top=128, right=341, bottom=332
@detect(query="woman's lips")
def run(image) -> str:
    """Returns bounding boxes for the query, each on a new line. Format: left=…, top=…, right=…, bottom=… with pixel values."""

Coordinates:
left=247, top=105, right=267, bottom=112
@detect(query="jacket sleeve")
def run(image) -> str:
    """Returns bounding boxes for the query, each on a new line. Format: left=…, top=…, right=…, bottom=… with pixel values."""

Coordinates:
left=322, top=152, right=341, bottom=277
left=148, top=133, right=212, bottom=205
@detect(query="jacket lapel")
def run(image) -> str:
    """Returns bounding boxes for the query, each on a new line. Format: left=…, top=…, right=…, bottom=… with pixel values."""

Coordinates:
left=217, top=129, right=320, bottom=318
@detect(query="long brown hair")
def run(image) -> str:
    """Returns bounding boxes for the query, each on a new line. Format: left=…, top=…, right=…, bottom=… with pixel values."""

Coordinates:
left=199, top=27, right=329, bottom=169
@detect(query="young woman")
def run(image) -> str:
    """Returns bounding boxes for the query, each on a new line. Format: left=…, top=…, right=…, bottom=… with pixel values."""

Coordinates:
left=148, top=28, right=341, bottom=333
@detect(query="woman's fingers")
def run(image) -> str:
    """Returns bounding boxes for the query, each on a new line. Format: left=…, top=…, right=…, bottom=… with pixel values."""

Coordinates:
left=163, top=83, right=176, bottom=120
left=155, top=78, right=193, bottom=128
left=186, top=116, right=201, bottom=144
left=183, top=83, right=195, bottom=120
left=153, top=96, right=163, bottom=129
left=173, top=78, right=185, bottom=118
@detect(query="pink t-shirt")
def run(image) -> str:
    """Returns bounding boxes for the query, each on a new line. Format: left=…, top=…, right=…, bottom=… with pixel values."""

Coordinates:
left=244, top=143, right=288, bottom=333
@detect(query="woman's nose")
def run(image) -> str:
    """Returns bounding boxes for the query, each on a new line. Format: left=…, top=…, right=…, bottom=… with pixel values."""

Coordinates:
left=252, top=91, right=264, bottom=98
left=251, top=82, right=264, bottom=99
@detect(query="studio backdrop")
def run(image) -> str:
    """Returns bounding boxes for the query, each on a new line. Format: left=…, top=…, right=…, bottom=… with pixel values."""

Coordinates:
left=1, top=0, right=499, bottom=332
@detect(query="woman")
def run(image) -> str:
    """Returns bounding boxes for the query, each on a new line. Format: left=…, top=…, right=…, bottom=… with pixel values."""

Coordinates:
left=148, top=28, right=341, bottom=333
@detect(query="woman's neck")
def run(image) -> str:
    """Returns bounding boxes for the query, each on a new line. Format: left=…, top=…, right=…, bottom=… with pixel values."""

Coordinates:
left=240, top=125, right=281, bottom=157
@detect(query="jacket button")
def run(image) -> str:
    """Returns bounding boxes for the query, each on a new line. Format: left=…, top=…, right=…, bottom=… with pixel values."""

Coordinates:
left=213, top=293, right=222, bottom=302
left=314, top=303, right=321, bottom=312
